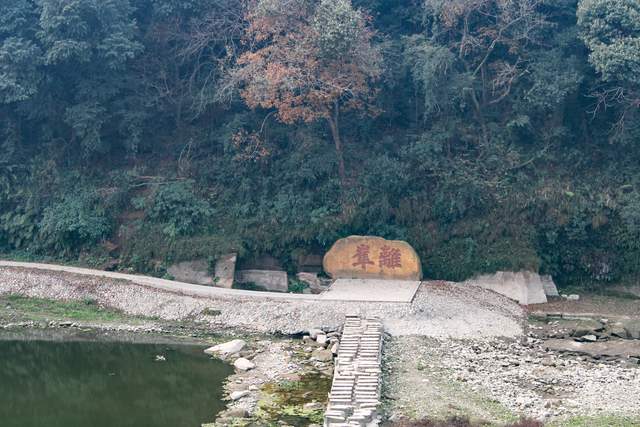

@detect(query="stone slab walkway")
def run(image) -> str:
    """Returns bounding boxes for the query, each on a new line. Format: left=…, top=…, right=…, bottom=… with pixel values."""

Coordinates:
left=325, top=316, right=384, bottom=427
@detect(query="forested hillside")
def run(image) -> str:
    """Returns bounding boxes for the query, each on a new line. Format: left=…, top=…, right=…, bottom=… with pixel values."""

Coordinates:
left=1, top=0, right=639, bottom=287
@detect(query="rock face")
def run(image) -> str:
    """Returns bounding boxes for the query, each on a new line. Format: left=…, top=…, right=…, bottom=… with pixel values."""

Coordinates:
left=167, top=259, right=213, bottom=286
left=235, top=270, right=288, bottom=292
left=465, top=271, right=548, bottom=305
left=323, top=235, right=422, bottom=280
left=214, top=253, right=237, bottom=289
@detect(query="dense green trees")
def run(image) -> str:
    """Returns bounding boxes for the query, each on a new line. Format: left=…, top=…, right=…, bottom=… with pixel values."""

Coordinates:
left=578, top=0, right=640, bottom=142
left=0, top=0, right=639, bottom=287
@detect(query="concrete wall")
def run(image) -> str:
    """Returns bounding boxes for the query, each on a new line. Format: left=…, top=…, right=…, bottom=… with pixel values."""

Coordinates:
left=466, top=271, right=548, bottom=305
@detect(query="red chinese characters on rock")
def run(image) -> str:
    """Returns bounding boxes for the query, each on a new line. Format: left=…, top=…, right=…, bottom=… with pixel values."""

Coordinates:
left=379, top=246, right=402, bottom=269
left=352, top=244, right=403, bottom=271
left=352, top=244, right=375, bottom=270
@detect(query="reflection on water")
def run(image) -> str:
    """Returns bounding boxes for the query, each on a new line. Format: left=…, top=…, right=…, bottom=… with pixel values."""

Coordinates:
left=0, top=339, right=232, bottom=427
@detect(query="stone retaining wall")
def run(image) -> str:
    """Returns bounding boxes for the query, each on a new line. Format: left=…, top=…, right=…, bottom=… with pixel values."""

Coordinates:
left=324, top=316, right=383, bottom=427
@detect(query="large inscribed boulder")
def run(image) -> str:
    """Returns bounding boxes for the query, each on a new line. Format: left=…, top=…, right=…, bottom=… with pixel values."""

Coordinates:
left=323, top=236, right=422, bottom=280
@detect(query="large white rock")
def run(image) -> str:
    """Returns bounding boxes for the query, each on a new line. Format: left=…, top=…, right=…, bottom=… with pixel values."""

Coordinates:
left=465, top=271, right=548, bottom=305
left=204, top=339, right=246, bottom=357
left=234, top=358, right=255, bottom=371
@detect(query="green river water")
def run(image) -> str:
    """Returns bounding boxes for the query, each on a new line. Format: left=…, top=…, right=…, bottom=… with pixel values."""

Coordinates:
left=0, top=338, right=232, bottom=427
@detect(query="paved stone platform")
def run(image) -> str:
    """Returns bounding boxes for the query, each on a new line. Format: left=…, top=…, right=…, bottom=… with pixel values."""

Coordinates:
left=320, top=279, right=420, bottom=303
left=325, top=316, right=384, bottom=427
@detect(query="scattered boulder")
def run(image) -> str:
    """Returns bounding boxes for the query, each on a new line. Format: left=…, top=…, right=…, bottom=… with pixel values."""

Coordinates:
left=234, top=270, right=288, bottom=292
left=214, top=253, right=237, bottom=289
left=465, top=271, right=547, bottom=305
left=316, top=334, right=328, bottom=345
left=234, top=358, right=255, bottom=371
left=167, top=259, right=214, bottom=286
left=204, top=339, right=246, bottom=357
left=566, top=294, right=580, bottom=301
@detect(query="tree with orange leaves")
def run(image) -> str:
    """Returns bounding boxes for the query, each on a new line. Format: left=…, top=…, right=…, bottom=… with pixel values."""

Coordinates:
left=229, top=0, right=382, bottom=186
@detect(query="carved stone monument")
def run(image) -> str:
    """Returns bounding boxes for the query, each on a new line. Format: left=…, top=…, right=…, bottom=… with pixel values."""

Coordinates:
left=323, top=235, right=422, bottom=281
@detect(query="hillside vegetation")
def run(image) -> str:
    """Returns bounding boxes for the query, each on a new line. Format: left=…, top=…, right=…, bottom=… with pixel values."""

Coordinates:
left=1, top=0, right=640, bottom=287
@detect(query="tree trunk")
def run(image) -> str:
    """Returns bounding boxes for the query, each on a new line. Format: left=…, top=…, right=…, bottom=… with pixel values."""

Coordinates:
left=467, top=88, right=489, bottom=145
left=327, top=103, right=346, bottom=187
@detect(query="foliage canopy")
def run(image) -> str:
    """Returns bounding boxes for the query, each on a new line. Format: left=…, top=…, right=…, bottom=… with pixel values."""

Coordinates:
left=1, top=0, right=640, bottom=287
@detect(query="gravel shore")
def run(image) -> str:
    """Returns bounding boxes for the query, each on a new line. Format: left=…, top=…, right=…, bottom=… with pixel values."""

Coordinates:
left=0, top=267, right=524, bottom=338
left=384, top=336, right=640, bottom=424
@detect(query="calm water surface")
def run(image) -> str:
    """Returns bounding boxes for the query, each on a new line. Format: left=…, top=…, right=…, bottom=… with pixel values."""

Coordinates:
left=0, top=339, right=232, bottom=427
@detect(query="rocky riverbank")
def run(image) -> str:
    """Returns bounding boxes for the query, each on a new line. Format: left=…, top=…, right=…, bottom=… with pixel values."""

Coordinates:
left=205, top=328, right=340, bottom=427
left=383, top=335, right=640, bottom=426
